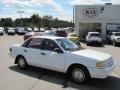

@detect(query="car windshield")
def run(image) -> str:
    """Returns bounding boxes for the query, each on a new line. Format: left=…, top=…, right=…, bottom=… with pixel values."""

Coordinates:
left=90, top=33, right=100, bottom=36
left=115, top=33, right=120, bottom=36
left=56, top=38, right=83, bottom=51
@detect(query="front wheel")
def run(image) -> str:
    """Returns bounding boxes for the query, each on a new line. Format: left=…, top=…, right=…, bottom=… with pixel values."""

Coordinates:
left=70, top=66, right=90, bottom=83
left=17, top=57, right=28, bottom=69
left=113, top=40, right=117, bottom=46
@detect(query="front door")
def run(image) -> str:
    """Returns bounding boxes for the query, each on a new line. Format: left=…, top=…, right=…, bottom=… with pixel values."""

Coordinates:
left=41, top=39, right=65, bottom=72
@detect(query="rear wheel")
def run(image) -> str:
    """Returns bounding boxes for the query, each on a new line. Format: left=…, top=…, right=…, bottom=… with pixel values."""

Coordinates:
left=100, top=42, right=103, bottom=46
left=70, top=66, right=90, bottom=83
left=17, top=56, right=27, bottom=69
left=86, top=42, right=89, bottom=46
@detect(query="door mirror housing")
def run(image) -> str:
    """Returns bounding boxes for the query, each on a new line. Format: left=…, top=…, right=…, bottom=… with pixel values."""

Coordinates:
left=54, top=48, right=63, bottom=53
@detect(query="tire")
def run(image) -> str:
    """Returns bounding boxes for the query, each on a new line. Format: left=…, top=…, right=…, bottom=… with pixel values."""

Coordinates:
left=113, top=40, right=117, bottom=46
left=0, top=33, right=3, bottom=35
left=86, top=42, right=89, bottom=46
left=100, top=42, right=103, bottom=46
left=70, top=66, right=90, bottom=83
left=17, top=56, right=27, bottom=69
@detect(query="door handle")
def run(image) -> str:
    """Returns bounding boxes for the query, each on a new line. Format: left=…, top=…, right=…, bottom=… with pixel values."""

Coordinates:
left=41, top=53, right=46, bottom=55
left=24, top=50, right=27, bottom=52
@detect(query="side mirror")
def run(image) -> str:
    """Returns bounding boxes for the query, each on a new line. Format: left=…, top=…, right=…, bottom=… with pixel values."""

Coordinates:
left=54, top=48, right=63, bottom=53
left=76, top=42, right=81, bottom=47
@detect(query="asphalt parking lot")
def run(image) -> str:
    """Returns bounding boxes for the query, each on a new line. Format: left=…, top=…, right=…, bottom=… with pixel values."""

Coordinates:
left=0, top=35, right=120, bottom=90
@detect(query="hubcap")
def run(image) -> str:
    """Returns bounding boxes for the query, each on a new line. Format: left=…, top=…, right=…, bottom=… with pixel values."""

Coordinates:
left=19, top=58, right=25, bottom=68
left=72, top=68, right=85, bottom=82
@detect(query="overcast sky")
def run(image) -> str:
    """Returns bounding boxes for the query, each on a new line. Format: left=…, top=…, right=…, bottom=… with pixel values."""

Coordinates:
left=0, top=0, right=120, bottom=21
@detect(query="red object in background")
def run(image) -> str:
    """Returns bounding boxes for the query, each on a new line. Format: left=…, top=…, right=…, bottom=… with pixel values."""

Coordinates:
left=56, top=30, right=67, bottom=37
left=24, top=32, right=41, bottom=40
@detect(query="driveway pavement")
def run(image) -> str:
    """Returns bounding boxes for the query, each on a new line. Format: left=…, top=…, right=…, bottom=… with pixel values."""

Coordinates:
left=0, top=35, right=120, bottom=90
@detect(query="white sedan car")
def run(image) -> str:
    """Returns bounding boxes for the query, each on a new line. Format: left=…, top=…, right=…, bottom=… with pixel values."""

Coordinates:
left=86, top=32, right=103, bottom=46
left=8, top=28, right=15, bottom=35
left=9, top=36, right=116, bottom=83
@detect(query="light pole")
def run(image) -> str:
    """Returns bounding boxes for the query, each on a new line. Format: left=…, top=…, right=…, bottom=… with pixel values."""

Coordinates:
left=17, top=11, right=24, bottom=28
left=73, top=4, right=75, bottom=28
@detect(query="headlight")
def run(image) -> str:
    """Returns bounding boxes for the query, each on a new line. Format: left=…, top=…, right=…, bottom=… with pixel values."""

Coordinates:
left=96, top=61, right=106, bottom=68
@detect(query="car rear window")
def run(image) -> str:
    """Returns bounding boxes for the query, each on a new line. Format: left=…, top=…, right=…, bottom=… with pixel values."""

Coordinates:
left=28, top=38, right=43, bottom=49
left=90, top=33, right=100, bottom=36
left=115, top=33, right=120, bottom=36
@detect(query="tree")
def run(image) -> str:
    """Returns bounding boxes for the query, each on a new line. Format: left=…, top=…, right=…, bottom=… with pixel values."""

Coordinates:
left=0, top=18, right=13, bottom=27
left=30, top=14, right=41, bottom=28
left=0, top=14, right=73, bottom=28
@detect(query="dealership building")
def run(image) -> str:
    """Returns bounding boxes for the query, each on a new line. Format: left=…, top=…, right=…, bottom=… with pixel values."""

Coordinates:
left=75, top=4, right=120, bottom=40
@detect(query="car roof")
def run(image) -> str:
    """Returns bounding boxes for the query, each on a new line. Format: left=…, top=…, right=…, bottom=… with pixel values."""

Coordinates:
left=31, top=36, right=65, bottom=40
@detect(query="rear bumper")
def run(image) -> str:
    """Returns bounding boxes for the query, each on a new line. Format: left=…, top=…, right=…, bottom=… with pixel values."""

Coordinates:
left=0, top=33, right=3, bottom=35
left=88, top=62, right=116, bottom=79
left=87, top=40, right=102, bottom=43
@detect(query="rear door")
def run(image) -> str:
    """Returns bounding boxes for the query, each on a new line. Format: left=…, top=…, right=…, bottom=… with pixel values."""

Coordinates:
left=22, top=38, right=44, bottom=67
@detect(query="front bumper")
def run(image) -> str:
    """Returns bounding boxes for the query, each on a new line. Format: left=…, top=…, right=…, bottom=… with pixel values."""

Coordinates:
left=8, top=32, right=15, bottom=35
left=88, top=61, right=116, bottom=79
left=116, top=40, right=120, bottom=43
left=0, top=32, right=3, bottom=35
left=18, top=32, right=25, bottom=35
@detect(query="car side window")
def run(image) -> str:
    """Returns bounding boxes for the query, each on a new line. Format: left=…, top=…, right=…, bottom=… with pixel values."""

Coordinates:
left=22, top=38, right=32, bottom=47
left=27, top=38, right=43, bottom=49
left=42, top=39, right=60, bottom=52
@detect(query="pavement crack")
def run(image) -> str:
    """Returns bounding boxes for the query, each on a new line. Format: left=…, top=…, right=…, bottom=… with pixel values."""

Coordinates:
left=29, top=79, right=39, bottom=90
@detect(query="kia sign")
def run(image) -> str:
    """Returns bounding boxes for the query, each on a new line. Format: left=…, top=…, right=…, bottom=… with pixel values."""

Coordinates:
left=83, top=8, right=99, bottom=17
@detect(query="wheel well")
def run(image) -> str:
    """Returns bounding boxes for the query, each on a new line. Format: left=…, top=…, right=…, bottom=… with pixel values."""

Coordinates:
left=113, top=39, right=116, bottom=42
left=66, top=63, right=90, bottom=77
left=15, top=55, right=25, bottom=64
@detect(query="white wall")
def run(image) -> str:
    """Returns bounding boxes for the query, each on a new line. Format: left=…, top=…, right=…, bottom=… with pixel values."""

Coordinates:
left=75, top=5, right=120, bottom=40
left=75, top=5, right=120, bottom=22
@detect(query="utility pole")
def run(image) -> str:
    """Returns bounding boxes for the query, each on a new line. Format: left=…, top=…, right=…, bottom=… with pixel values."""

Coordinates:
left=17, top=11, right=24, bottom=28
left=73, top=4, right=75, bottom=28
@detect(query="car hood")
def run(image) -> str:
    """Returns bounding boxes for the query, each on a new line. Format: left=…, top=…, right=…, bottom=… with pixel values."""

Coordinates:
left=71, top=49, right=111, bottom=61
